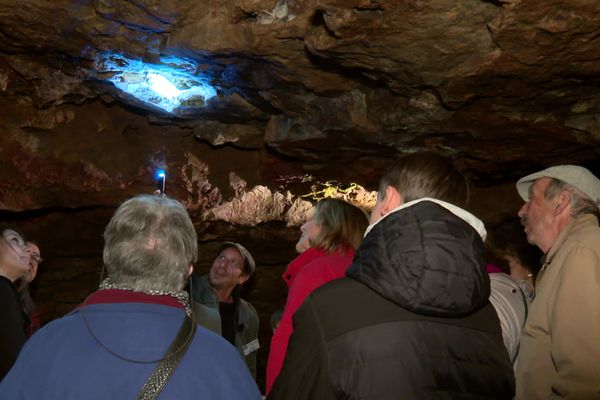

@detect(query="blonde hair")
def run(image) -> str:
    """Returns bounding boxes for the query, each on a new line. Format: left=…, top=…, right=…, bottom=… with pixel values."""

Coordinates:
left=310, top=198, right=369, bottom=254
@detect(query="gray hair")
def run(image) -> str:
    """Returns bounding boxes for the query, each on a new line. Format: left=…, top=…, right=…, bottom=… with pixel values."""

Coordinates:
left=103, top=195, right=198, bottom=292
left=545, top=178, right=600, bottom=221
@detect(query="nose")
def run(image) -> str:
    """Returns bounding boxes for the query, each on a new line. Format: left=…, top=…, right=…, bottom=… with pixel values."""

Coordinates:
left=517, top=202, right=528, bottom=219
left=300, top=222, right=308, bottom=233
left=22, top=248, right=32, bottom=264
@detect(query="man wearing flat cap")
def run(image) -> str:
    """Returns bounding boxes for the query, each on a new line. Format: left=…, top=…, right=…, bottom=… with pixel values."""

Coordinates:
left=515, top=165, right=600, bottom=399
left=190, top=242, right=260, bottom=378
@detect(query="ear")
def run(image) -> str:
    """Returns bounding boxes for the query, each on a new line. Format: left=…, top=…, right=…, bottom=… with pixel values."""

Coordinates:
left=237, top=273, right=250, bottom=285
left=553, top=191, right=570, bottom=215
left=380, top=186, right=403, bottom=217
left=188, top=264, right=194, bottom=277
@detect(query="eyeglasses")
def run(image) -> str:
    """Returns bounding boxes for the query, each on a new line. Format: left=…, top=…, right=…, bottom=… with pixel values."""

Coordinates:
left=215, top=254, right=244, bottom=272
left=31, top=253, right=43, bottom=265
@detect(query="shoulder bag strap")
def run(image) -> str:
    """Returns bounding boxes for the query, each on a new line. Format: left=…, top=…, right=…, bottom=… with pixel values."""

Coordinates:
left=136, top=315, right=196, bottom=400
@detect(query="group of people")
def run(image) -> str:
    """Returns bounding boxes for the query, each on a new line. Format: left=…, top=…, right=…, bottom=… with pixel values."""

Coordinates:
left=1, top=152, right=599, bottom=399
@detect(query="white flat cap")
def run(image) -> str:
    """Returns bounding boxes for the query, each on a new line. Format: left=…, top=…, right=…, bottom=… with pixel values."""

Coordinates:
left=516, top=165, right=600, bottom=202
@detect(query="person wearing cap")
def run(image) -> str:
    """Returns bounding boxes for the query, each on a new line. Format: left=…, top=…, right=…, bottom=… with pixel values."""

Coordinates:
left=190, top=242, right=260, bottom=378
left=515, top=165, right=600, bottom=399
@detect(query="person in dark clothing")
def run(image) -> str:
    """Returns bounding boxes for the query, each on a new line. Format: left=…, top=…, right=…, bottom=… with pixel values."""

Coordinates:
left=268, top=152, right=515, bottom=400
left=0, top=227, right=32, bottom=380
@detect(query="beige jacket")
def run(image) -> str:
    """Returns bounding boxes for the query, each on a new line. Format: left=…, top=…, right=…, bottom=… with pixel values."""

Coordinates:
left=516, top=214, right=600, bottom=399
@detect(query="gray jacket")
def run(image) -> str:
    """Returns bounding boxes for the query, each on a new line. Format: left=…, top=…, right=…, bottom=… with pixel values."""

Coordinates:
left=190, top=274, right=260, bottom=378
left=488, top=273, right=530, bottom=367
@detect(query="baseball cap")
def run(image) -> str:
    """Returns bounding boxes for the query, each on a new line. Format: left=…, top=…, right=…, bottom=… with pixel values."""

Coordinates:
left=220, top=241, right=256, bottom=275
left=516, top=165, right=600, bottom=202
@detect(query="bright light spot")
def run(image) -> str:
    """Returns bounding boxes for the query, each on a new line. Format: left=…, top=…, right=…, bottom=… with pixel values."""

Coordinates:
left=95, top=52, right=218, bottom=113
left=147, top=74, right=180, bottom=99
left=156, top=169, right=166, bottom=179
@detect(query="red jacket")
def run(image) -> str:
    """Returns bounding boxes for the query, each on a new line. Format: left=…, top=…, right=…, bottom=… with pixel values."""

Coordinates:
left=266, top=247, right=355, bottom=393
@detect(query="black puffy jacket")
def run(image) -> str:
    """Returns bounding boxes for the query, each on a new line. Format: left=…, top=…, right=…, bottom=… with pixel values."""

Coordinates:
left=268, top=200, right=515, bottom=400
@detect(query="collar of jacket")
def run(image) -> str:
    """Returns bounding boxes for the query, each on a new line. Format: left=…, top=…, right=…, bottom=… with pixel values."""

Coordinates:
left=541, top=213, right=598, bottom=273
left=365, top=197, right=487, bottom=241
left=83, top=289, right=185, bottom=311
left=283, top=246, right=353, bottom=288
left=193, top=274, right=248, bottom=332
left=348, top=200, right=489, bottom=317
left=283, top=247, right=328, bottom=288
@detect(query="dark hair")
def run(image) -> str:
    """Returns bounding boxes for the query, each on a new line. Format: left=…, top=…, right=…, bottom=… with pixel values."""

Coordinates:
left=486, top=218, right=542, bottom=276
left=379, top=152, right=470, bottom=208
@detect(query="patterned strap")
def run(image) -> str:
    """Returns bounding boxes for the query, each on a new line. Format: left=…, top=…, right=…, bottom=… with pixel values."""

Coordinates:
left=136, top=316, right=196, bottom=400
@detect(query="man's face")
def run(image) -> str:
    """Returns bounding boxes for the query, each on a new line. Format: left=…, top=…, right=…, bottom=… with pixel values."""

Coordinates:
left=518, top=178, right=556, bottom=251
left=209, top=247, right=248, bottom=292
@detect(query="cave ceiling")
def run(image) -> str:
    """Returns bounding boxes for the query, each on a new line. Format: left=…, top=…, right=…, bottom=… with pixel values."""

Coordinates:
left=1, top=0, right=600, bottom=217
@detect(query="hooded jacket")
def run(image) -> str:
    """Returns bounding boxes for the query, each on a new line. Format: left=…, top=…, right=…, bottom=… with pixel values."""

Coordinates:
left=268, top=199, right=514, bottom=400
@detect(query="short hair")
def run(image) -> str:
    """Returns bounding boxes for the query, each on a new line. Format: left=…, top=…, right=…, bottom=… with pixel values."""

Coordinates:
left=544, top=178, right=600, bottom=221
left=103, top=195, right=198, bottom=292
left=310, top=198, right=369, bottom=254
left=379, top=152, right=470, bottom=207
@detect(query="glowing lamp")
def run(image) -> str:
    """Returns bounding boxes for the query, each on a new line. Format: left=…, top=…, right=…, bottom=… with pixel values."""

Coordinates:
left=96, top=52, right=217, bottom=113
left=147, top=73, right=180, bottom=99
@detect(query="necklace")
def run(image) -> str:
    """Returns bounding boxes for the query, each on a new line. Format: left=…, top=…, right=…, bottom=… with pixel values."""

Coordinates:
left=98, top=277, right=192, bottom=317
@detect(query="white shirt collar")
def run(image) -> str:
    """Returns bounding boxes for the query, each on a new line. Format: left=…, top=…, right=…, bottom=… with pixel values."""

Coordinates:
left=365, top=197, right=487, bottom=240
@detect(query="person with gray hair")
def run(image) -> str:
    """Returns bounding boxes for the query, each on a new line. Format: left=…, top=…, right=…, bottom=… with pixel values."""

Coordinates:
left=515, top=165, right=600, bottom=399
left=0, top=195, right=261, bottom=399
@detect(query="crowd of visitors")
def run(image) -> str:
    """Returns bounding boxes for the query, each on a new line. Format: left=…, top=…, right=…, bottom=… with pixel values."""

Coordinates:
left=1, top=152, right=599, bottom=400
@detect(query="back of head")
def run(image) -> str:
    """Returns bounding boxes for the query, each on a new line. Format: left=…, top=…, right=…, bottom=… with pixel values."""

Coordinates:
left=311, top=198, right=369, bottom=252
left=103, top=195, right=198, bottom=293
left=379, top=152, right=470, bottom=207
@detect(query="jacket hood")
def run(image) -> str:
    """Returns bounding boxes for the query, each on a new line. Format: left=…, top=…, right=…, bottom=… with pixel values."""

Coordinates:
left=347, top=200, right=490, bottom=317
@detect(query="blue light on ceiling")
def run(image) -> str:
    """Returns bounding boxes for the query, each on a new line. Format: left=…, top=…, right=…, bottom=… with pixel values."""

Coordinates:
left=96, top=52, right=217, bottom=113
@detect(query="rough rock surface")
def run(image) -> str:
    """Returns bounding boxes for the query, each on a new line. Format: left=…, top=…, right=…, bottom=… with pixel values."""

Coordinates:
left=2, top=0, right=600, bottom=390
